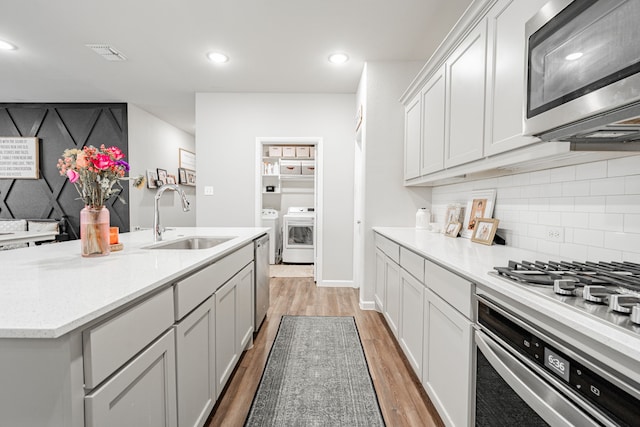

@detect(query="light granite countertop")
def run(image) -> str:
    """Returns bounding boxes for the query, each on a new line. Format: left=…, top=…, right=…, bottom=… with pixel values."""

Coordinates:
left=0, top=227, right=268, bottom=339
left=373, top=227, right=640, bottom=382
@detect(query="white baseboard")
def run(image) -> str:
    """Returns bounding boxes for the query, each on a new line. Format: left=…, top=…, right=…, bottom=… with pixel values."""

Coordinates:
left=316, top=279, right=355, bottom=288
left=359, top=300, right=377, bottom=311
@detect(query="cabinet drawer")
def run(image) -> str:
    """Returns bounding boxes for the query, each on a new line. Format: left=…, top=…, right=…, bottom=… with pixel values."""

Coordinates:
left=174, top=243, right=253, bottom=320
left=424, top=260, right=473, bottom=318
left=375, top=233, right=399, bottom=264
left=400, top=247, right=425, bottom=282
left=280, top=159, right=301, bottom=174
left=83, top=287, right=174, bottom=389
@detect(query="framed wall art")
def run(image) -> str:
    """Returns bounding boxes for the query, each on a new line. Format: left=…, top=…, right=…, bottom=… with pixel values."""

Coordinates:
left=179, top=148, right=196, bottom=170
left=471, top=218, right=500, bottom=245
left=185, top=169, right=196, bottom=186
left=178, top=168, right=187, bottom=185
left=166, top=174, right=176, bottom=185
left=0, top=137, right=39, bottom=179
left=461, top=189, right=496, bottom=238
left=156, top=168, right=168, bottom=186
left=146, top=169, right=158, bottom=189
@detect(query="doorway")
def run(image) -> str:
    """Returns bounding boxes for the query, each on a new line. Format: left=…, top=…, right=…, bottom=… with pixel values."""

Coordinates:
left=255, top=137, right=322, bottom=282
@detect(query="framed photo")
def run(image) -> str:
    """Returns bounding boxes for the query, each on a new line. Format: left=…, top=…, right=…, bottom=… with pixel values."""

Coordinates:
left=179, top=149, right=196, bottom=170
left=156, top=168, right=168, bottom=186
left=146, top=169, right=158, bottom=189
left=186, top=169, right=196, bottom=186
left=444, top=203, right=463, bottom=225
left=178, top=168, right=188, bottom=185
left=166, top=174, right=176, bottom=185
left=471, top=218, right=500, bottom=245
left=462, top=189, right=496, bottom=238
left=444, top=222, right=462, bottom=238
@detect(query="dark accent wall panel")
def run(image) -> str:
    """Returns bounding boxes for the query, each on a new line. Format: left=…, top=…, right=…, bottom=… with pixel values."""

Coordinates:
left=0, top=103, right=129, bottom=239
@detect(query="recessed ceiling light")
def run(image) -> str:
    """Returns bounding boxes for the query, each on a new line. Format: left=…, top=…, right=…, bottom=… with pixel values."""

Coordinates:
left=207, top=52, right=229, bottom=63
left=328, top=53, right=349, bottom=64
left=565, top=52, right=583, bottom=61
left=0, top=40, right=16, bottom=50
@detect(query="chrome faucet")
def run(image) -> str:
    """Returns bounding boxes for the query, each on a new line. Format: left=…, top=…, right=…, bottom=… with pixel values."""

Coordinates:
left=154, top=184, right=191, bottom=242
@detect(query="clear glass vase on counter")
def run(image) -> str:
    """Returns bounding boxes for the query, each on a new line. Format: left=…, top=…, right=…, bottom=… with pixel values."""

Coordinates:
left=80, top=205, right=110, bottom=257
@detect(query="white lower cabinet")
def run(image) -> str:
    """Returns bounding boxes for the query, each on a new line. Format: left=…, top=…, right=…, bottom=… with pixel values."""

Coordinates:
left=399, top=269, right=424, bottom=378
left=215, top=262, right=254, bottom=397
left=175, top=296, right=216, bottom=427
left=85, top=329, right=178, bottom=427
left=374, top=249, right=386, bottom=311
left=383, top=257, right=401, bottom=338
left=422, top=288, right=473, bottom=427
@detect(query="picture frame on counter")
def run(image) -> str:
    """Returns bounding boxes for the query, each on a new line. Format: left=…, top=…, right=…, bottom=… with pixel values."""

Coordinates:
left=444, top=222, right=462, bottom=238
left=146, top=169, right=158, bottom=189
left=444, top=203, right=463, bottom=225
left=462, top=189, right=496, bottom=238
left=471, top=218, right=500, bottom=245
left=156, top=168, right=167, bottom=186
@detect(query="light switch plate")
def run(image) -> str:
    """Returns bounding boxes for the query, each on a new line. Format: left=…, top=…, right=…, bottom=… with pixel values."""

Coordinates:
left=204, top=186, right=214, bottom=196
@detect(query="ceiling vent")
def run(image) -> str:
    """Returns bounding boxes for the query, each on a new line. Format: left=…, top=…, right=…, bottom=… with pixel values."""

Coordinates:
left=85, top=44, right=127, bottom=61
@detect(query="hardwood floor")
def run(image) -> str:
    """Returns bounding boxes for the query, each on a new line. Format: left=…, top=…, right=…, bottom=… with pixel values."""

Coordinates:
left=207, top=277, right=444, bottom=427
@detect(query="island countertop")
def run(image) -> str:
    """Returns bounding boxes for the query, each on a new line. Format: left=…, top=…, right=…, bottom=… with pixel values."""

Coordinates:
left=0, top=227, right=268, bottom=339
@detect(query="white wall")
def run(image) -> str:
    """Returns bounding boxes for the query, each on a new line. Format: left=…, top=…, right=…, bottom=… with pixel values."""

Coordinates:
left=128, top=104, right=196, bottom=230
left=431, top=155, right=640, bottom=262
left=358, top=62, right=431, bottom=306
left=195, top=93, right=355, bottom=283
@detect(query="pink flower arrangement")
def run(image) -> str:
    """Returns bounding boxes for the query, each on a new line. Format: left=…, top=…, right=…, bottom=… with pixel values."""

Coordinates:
left=57, top=145, right=142, bottom=208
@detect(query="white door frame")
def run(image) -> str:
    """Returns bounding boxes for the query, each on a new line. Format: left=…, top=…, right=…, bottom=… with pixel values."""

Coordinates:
left=255, top=137, right=323, bottom=283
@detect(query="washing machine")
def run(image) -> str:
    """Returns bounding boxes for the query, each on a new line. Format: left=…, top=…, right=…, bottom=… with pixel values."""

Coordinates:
left=282, top=207, right=315, bottom=264
left=261, top=208, right=281, bottom=264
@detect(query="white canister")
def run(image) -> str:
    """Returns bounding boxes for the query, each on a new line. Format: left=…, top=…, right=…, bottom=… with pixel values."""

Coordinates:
left=415, top=208, right=431, bottom=229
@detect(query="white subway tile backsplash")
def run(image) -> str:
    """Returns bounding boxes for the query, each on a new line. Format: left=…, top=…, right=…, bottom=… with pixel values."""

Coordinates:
left=550, top=165, right=576, bottom=183
left=590, top=177, right=625, bottom=196
left=562, top=180, right=590, bottom=196
left=624, top=214, right=640, bottom=233
left=576, top=161, right=607, bottom=180
left=573, top=229, right=604, bottom=247
left=604, top=232, right=640, bottom=254
left=587, top=246, right=622, bottom=262
left=605, top=195, right=640, bottom=214
left=431, top=156, right=640, bottom=261
left=574, top=196, right=606, bottom=213
left=589, top=213, right=624, bottom=232
left=608, top=155, right=640, bottom=177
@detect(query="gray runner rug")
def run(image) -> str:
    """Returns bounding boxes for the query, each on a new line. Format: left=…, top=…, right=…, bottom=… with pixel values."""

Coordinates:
left=245, top=316, right=385, bottom=426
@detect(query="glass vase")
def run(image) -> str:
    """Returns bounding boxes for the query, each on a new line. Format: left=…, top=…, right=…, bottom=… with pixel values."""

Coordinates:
left=80, top=206, right=111, bottom=257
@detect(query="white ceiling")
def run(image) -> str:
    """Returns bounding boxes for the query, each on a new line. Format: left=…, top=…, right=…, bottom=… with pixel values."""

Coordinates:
left=1, top=0, right=472, bottom=135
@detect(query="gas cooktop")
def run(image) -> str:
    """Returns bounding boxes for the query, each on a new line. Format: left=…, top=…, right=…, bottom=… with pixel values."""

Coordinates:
left=492, top=260, right=640, bottom=334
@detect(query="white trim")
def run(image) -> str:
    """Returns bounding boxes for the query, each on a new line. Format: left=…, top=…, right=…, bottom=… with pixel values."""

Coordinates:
left=359, top=300, right=377, bottom=311
left=317, top=279, right=354, bottom=288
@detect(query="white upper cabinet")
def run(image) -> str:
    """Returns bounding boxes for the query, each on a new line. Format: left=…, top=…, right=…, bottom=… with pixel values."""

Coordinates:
left=420, top=66, right=446, bottom=175
left=404, top=94, right=422, bottom=180
left=484, top=0, right=546, bottom=156
left=445, top=21, right=487, bottom=168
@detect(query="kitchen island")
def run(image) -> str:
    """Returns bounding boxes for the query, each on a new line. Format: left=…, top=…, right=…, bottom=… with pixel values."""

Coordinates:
left=0, top=227, right=268, bottom=427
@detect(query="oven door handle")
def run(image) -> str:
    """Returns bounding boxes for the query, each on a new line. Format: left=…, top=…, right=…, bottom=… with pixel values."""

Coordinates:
left=475, top=330, right=603, bottom=427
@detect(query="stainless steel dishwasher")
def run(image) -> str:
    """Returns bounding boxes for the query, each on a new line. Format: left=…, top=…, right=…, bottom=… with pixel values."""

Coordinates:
left=254, top=234, right=270, bottom=333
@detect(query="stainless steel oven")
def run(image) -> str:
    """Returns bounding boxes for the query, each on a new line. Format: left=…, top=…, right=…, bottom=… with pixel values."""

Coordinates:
left=524, top=0, right=640, bottom=145
left=474, top=295, right=640, bottom=426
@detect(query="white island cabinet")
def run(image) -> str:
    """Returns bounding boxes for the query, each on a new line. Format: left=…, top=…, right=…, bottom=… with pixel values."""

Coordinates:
left=0, top=227, right=267, bottom=427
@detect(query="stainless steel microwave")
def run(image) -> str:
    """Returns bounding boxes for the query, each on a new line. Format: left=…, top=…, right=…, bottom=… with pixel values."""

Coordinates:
left=524, top=0, right=640, bottom=148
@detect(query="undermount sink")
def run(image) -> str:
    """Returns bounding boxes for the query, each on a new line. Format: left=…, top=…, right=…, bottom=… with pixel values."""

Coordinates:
left=147, top=236, right=235, bottom=250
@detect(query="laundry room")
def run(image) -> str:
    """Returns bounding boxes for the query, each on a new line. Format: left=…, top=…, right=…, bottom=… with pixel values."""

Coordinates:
left=259, top=139, right=317, bottom=267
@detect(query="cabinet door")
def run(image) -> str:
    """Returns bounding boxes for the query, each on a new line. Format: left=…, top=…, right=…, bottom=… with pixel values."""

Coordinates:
left=235, top=263, right=254, bottom=353
left=175, top=297, right=215, bottom=427
left=420, top=66, right=446, bottom=175
left=399, top=269, right=424, bottom=378
left=484, top=0, right=546, bottom=156
left=404, top=94, right=422, bottom=180
left=445, top=21, right=487, bottom=168
left=383, top=257, right=401, bottom=338
left=85, top=330, right=177, bottom=427
left=423, top=289, right=473, bottom=427
left=215, top=278, right=237, bottom=397
left=374, top=249, right=386, bottom=312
